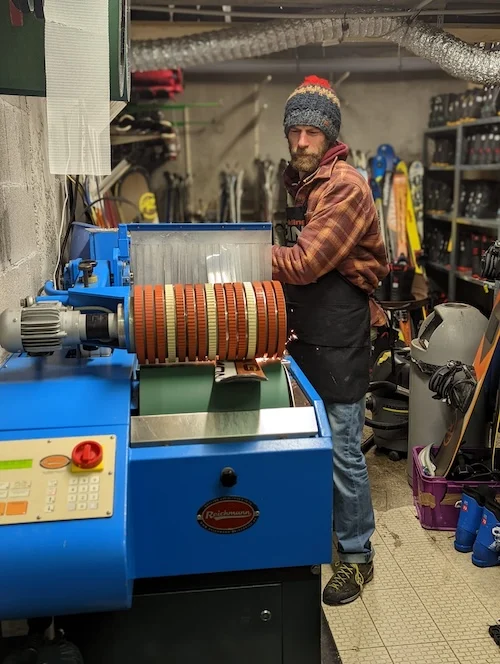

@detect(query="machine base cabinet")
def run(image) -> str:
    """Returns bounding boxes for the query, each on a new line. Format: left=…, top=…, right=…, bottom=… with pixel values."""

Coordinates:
left=57, top=566, right=322, bottom=664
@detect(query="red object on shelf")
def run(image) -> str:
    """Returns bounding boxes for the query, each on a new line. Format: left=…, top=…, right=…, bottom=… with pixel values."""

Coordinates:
left=72, top=440, right=103, bottom=469
left=9, top=1, right=24, bottom=26
left=132, top=69, right=183, bottom=87
left=131, top=69, right=184, bottom=100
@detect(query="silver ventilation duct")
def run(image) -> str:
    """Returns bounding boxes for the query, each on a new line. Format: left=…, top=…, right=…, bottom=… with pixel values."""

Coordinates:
left=131, top=16, right=500, bottom=85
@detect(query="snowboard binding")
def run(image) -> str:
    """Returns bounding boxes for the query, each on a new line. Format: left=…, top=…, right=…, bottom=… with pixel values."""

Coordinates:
left=428, top=360, right=476, bottom=414
left=481, top=239, right=500, bottom=281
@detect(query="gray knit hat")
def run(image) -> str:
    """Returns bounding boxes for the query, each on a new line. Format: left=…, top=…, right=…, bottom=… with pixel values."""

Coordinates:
left=284, top=75, right=341, bottom=144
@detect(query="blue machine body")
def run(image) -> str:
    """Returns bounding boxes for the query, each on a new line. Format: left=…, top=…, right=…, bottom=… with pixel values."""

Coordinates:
left=0, top=351, right=135, bottom=619
left=0, top=224, right=333, bottom=621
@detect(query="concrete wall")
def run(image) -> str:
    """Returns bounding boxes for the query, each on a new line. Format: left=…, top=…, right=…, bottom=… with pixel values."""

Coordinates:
left=168, top=75, right=465, bottom=217
left=0, top=96, right=61, bottom=362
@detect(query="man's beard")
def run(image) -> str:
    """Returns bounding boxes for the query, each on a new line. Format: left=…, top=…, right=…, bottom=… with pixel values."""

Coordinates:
left=290, top=144, right=329, bottom=175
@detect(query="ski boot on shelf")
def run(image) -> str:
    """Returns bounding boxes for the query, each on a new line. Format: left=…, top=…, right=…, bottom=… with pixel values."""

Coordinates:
left=472, top=498, right=500, bottom=567
left=455, top=486, right=495, bottom=553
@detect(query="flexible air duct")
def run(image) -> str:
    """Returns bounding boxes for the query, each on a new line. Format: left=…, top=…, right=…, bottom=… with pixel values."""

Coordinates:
left=131, top=16, right=500, bottom=85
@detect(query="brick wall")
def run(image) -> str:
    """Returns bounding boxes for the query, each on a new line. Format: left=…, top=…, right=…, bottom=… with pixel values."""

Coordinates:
left=0, top=96, right=61, bottom=363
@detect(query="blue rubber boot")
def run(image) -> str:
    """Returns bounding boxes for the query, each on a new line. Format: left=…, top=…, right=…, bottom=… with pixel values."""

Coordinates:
left=472, top=499, right=500, bottom=568
left=454, top=487, right=488, bottom=553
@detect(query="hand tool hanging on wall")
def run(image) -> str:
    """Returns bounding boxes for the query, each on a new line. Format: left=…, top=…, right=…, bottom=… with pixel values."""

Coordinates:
left=164, top=173, right=187, bottom=222
left=218, top=169, right=246, bottom=223
left=164, top=172, right=174, bottom=222
left=255, top=159, right=277, bottom=224
left=219, top=171, right=229, bottom=222
left=263, top=160, right=276, bottom=223
left=235, top=170, right=244, bottom=223
left=228, top=172, right=237, bottom=223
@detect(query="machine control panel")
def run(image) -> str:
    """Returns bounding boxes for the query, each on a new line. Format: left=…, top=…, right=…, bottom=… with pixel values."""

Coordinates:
left=0, top=435, right=116, bottom=526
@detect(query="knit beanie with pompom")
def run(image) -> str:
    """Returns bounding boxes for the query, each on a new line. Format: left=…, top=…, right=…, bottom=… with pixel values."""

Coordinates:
left=283, top=75, right=341, bottom=144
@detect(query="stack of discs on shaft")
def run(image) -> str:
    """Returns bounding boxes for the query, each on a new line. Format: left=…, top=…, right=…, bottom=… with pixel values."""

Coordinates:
left=133, top=281, right=287, bottom=365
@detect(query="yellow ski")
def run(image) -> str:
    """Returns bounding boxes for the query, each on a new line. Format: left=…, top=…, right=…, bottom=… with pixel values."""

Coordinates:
left=395, top=161, right=423, bottom=275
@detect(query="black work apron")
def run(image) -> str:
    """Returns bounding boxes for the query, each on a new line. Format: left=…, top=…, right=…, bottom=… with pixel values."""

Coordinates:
left=283, top=204, right=370, bottom=404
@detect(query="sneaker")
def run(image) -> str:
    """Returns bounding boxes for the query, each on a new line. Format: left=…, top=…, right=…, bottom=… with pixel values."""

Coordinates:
left=322, top=561, right=374, bottom=606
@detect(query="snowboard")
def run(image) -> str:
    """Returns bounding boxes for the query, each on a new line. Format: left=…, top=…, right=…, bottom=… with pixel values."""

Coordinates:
left=409, top=161, right=425, bottom=240
left=432, top=292, right=500, bottom=477
left=376, top=145, right=397, bottom=229
left=393, top=168, right=409, bottom=260
left=377, top=144, right=398, bottom=173
left=372, top=154, right=387, bottom=183
left=386, top=176, right=399, bottom=263
left=490, top=386, right=500, bottom=471
left=371, top=177, right=392, bottom=262
left=353, top=150, right=369, bottom=181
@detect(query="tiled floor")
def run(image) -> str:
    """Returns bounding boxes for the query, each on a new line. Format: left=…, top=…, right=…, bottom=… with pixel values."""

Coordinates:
left=323, top=449, right=500, bottom=664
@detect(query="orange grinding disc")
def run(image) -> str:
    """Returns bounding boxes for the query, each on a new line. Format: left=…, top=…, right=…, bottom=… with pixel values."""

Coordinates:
left=223, top=283, right=238, bottom=361
left=184, top=284, right=197, bottom=362
left=174, top=283, right=187, bottom=362
left=214, top=283, right=227, bottom=361
left=133, top=285, right=146, bottom=365
left=194, top=284, right=208, bottom=361
left=262, top=281, right=278, bottom=357
left=252, top=281, right=268, bottom=358
left=233, top=282, right=248, bottom=360
left=154, top=285, right=166, bottom=364
left=143, top=285, right=157, bottom=365
left=272, top=280, right=287, bottom=358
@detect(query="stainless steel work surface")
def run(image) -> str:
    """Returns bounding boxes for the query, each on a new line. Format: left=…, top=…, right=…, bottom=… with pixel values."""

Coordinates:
left=130, top=407, right=318, bottom=446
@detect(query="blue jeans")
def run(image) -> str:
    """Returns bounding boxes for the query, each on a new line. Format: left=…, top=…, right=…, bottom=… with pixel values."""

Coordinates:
left=326, top=398, right=375, bottom=564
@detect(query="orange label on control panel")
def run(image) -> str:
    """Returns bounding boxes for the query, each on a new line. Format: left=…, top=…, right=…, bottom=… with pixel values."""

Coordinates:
left=6, top=501, right=28, bottom=516
left=40, top=455, right=70, bottom=470
left=0, top=503, right=5, bottom=516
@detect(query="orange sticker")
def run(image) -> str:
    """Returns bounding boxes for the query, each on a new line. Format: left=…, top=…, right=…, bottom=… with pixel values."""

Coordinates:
left=6, top=501, right=28, bottom=516
left=40, top=455, right=70, bottom=470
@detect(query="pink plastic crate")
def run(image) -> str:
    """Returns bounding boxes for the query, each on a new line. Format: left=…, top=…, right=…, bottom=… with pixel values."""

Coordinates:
left=412, top=446, right=500, bottom=531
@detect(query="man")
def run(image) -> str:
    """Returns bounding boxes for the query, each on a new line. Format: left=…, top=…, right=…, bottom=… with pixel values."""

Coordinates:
left=272, top=75, right=389, bottom=606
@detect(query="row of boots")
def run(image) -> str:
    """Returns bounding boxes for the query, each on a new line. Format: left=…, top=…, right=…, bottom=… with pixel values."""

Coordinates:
left=454, top=487, right=500, bottom=567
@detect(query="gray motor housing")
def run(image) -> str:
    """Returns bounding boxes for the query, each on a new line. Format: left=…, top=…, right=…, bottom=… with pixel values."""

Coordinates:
left=408, top=302, right=488, bottom=485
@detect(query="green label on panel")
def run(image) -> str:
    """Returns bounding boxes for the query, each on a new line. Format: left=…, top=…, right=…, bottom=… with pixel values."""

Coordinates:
left=0, top=459, right=33, bottom=470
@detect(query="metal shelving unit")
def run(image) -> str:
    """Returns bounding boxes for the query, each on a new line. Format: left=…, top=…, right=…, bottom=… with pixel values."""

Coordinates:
left=423, top=116, right=500, bottom=300
left=426, top=213, right=500, bottom=229
left=427, top=261, right=496, bottom=292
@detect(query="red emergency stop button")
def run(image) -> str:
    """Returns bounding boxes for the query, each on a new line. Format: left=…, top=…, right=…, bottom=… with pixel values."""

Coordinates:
left=72, top=440, right=103, bottom=469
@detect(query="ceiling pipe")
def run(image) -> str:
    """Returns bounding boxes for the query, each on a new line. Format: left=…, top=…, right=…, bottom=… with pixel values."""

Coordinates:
left=183, top=56, right=441, bottom=75
left=131, top=15, right=500, bottom=85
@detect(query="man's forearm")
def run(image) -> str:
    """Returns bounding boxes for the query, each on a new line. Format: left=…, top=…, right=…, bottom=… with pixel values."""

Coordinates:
left=272, top=244, right=318, bottom=285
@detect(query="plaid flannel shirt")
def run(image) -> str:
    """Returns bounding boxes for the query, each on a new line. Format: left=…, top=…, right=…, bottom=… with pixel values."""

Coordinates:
left=272, top=155, right=389, bottom=326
